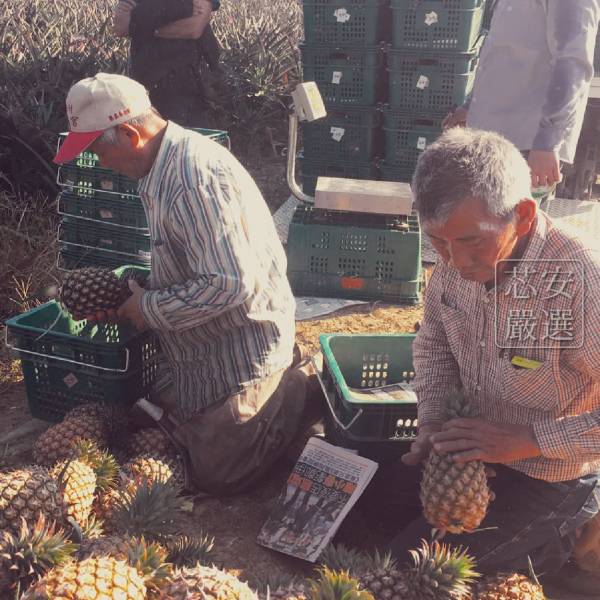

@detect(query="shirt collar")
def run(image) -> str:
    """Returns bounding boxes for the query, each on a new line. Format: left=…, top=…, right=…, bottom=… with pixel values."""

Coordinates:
left=138, top=121, right=185, bottom=199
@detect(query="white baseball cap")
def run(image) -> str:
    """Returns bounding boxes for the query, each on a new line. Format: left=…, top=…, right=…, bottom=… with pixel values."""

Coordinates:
left=53, top=72, right=152, bottom=164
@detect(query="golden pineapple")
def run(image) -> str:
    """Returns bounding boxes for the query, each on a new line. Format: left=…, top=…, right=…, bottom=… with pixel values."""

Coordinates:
left=50, top=459, right=97, bottom=527
left=0, top=467, right=66, bottom=535
left=420, top=390, right=491, bottom=534
left=123, top=454, right=184, bottom=489
left=359, top=540, right=478, bottom=600
left=157, top=564, right=259, bottom=599
left=165, top=534, right=215, bottom=568
left=472, top=573, right=545, bottom=600
left=59, top=266, right=143, bottom=319
left=127, top=427, right=177, bottom=459
left=33, top=416, right=108, bottom=467
left=0, top=515, right=77, bottom=596
left=70, top=439, right=120, bottom=492
left=22, top=556, right=146, bottom=599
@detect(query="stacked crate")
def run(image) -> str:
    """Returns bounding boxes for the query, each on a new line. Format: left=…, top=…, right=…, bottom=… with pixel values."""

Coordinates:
left=381, top=0, right=486, bottom=183
left=55, top=129, right=230, bottom=270
left=299, top=0, right=390, bottom=194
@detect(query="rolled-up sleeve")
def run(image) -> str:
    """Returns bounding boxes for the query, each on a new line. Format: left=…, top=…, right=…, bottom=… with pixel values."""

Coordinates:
left=532, top=0, right=600, bottom=154
left=140, top=164, right=256, bottom=332
left=413, top=263, right=462, bottom=426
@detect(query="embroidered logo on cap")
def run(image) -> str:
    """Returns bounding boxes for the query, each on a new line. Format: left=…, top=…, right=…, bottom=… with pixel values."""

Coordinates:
left=108, top=108, right=131, bottom=122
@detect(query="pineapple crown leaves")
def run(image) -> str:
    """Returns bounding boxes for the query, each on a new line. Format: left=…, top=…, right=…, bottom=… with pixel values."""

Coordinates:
left=0, top=515, right=77, bottom=594
left=408, top=540, right=479, bottom=599
left=69, top=439, right=120, bottom=492
left=310, top=568, right=374, bottom=600
left=111, top=477, right=186, bottom=542
left=166, top=533, right=215, bottom=568
left=124, top=536, right=173, bottom=592
left=318, top=544, right=396, bottom=577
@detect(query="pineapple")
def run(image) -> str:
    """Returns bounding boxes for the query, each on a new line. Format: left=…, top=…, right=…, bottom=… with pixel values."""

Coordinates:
left=22, top=556, right=146, bottom=599
left=50, top=459, right=97, bottom=527
left=127, top=427, right=177, bottom=459
left=420, top=390, right=491, bottom=534
left=33, top=416, right=108, bottom=467
left=70, top=439, right=120, bottom=492
left=359, top=540, right=478, bottom=600
left=310, top=568, right=374, bottom=600
left=59, top=266, right=145, bottom=319
left=0, top=515, right=77, bottom=596
left=123, top=454, right=184, bottom=490
left=319, top=543, right=385, bottom=576
left=157, top=564, right=259, bottom=599
left=79, top=535, right=172, bottom=594
left=0, top=467, right=66, bottom=535
left=106, top=478, right=186, bottom=541
left=165, top=533, right=215, bottom=568
left=472, top=573, right=545, bottom=600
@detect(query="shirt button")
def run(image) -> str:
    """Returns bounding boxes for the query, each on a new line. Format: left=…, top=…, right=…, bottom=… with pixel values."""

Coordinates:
left=476, top=385, right=481, bottom=391
left=480, top=341, right=485, bottom=348
left=483, top=297, right=489, bottom=304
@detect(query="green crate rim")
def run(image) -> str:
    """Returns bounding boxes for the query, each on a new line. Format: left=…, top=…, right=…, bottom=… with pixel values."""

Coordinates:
left=320, top=332, right=418, bottom=406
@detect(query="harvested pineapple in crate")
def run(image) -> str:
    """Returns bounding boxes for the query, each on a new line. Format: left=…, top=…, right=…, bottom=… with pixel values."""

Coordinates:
left=4, top=265, right=159, bottom=422
left=316, top=333, right=417, bottom=463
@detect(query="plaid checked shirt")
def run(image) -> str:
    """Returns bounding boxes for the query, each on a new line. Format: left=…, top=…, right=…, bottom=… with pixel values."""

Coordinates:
left=414, top=213, right=600, bottom=482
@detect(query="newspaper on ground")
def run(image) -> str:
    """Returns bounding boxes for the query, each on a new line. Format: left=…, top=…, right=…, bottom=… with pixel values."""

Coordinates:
left=295, top=296, right=369, bottom=321
left=347, top=381, right=417, bottom=404
left=257, top=437, right=378, bottom=562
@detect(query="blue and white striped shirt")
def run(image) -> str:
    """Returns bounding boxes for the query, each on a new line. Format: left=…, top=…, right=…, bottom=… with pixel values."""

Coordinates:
left=138, top=122, right=296, bottom=418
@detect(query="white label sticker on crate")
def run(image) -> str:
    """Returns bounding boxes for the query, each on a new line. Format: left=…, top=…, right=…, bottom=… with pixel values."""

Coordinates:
left=332, top=71, right=343, bottom=84
left=417, top=136, right=427, bottom=150
left=100, top=179, right=114, bottom=191
left=100, top=238, right=113, bottom=246
left=330, top=126, right=346, bottom=142
left=63, top=373, right=79, bottom=388
left=99, top=209, right=114, bottom=219
left=424, top=10, right=439, bottom=26
left=333, top=7, right=351, bottom=23
left=416, top=75, right=430, bottom=90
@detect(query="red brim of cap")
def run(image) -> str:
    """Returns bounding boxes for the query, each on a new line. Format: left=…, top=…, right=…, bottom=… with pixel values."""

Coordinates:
left=53, top=130, right=104, bottom=164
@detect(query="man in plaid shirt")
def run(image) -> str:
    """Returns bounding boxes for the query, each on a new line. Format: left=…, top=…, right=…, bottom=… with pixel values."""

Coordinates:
left=390, top=128, right=600, bottom=585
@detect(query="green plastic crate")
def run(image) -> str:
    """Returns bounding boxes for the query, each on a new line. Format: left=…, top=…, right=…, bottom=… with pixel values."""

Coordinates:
left=5, top=266, right=159, bottom=422
left=301, top=43, right=384, bottom=106
left=379, top=161, right=415, bottom=184
left=286, top=205, right=422, bottom=303
left=58, top=190, right=148, bottom=230
left=318, top=333, right=417, bottom=462
left=391, top=0, right=484, bottom=51
left=302, top=106, right=382, bottom=162
left=483, top=0, right=495, bottom=29
left=57, top=128, right=230, bottom=199
left=383, top=110, right=443, bottom=171
left=299, top=154, right=378, bottom=196
left=59, top=217, right=151, bottom=260
left=58, top=242, right=152, bottom=271
left=388, top=35, right=483, bottom=112
left=303, top=0, right=385, bottom=46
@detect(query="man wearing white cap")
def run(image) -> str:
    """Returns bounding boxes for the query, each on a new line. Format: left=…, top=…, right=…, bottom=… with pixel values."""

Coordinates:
left=55, top=72, right=312, bottom=494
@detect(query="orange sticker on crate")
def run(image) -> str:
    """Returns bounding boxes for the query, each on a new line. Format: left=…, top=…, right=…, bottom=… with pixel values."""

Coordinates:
left=341, top=277, right=365, bottom=290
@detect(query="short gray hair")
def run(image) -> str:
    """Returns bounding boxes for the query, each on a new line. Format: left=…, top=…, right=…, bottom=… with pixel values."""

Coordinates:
left=97, top=108, right=158, bottom=145
left=412, top=128, right=531, bottom=227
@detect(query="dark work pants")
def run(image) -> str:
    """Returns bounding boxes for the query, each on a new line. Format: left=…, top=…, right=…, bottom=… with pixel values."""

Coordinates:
left=363, top=462, right=600, bottom=576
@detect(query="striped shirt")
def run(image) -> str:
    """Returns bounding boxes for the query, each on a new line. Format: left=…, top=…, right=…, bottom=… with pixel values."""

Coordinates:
left=138, top=122, right=296, bottom=419
left=414, top=213, right=600, bottom=482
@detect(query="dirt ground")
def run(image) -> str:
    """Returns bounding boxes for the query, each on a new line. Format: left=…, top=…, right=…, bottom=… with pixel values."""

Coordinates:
left=0, top=157, right=590, bottom=598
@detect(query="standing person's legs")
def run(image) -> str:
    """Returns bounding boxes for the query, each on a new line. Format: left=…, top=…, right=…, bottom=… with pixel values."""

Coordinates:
left=388, top=465, right=600, bottom=575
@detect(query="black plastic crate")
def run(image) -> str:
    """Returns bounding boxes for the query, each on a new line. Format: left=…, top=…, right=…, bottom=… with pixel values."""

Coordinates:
left=379, top=162, right=415, bottom=184
left=391, top=0, right=485, bottom=51
left=303, top=0, right=387, bottom=45
left=302, top=106, right=383, bottom=162
left=299, top=154, right=379, bottom=196
left=286, top=205, right=422, bottom=303
left=387, top=35, right=483, bottom=112
left=58, top=243, right=152, bottom=271
left=318, top=333, right=418, bottom=462
left=301, top=44, right=385, bottom=106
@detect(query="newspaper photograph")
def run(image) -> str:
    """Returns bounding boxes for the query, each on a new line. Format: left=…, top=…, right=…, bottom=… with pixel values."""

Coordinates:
left=257, top=437, right=378, bottom=562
